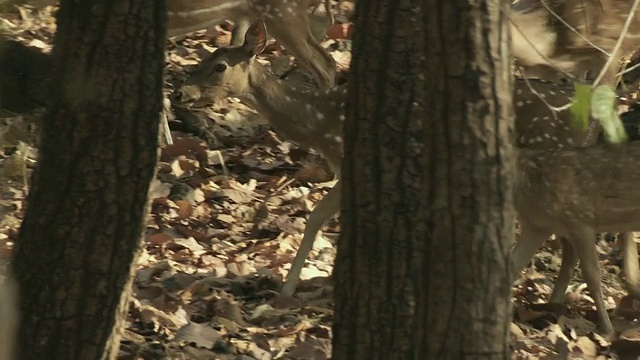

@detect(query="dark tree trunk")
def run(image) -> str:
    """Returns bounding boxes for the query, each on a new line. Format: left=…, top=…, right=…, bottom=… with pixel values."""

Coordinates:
left=12, top=1, right=166, bottom=359
left=333, top=0, right=514, bottom=358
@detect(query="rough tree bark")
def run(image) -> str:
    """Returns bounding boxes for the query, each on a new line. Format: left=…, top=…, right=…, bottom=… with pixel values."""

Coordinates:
left=333, top=0, right=514, bottom=358
left=11, top=1, right=166, bottom=359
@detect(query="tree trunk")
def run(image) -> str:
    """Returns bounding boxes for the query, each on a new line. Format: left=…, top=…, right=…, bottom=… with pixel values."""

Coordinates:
left=12, top=1, right=166, bottom=359
left=333, top=0, right=514, bottom=358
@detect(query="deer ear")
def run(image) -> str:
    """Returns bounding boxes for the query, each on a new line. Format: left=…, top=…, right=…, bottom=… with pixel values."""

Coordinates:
left=243, top=20, right=268, bottom=56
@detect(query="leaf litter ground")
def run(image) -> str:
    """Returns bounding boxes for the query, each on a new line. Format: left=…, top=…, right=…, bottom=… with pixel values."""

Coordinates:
left=1, top=4, right=640, bottom=359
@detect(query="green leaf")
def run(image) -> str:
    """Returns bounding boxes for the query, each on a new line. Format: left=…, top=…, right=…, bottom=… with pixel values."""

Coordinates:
left=591, top=85, right=627, bottom=144
left=570, top=83, right=591, bottom=131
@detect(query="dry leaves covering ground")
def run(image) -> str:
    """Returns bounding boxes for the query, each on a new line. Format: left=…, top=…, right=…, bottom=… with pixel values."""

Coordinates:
left=1, top=4, right=640, bottom=360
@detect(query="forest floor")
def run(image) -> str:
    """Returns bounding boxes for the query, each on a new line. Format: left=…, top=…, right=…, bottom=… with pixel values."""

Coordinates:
left=1, top=4, right=640, bottom=360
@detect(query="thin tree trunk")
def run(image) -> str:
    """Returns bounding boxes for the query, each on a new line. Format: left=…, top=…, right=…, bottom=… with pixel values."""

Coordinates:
left=333, top=0, right=514, bottom=358
left=12, top=1, right=166, bottom=359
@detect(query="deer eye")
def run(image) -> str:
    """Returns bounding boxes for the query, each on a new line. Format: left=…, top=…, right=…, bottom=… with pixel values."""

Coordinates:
left=214, top=63, right=227, bottom=73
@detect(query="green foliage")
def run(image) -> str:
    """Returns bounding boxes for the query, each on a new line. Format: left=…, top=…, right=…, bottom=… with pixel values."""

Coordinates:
left=570, top=83, right=591, bottom=131
left=591, top=85, right=627, bottom=144
left=570, top=83, right=627, bottom=144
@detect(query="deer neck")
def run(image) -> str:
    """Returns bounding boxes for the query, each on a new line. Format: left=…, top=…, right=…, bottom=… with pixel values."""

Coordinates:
left=241, top=61, right=318, bottom=132
left=167, top=0, right=249, bottom=37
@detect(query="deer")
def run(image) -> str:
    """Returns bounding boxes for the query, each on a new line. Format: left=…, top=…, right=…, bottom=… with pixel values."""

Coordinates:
left=167, top=0, right=336, bottom=91
left=170, top=19, right=640, bottom=329
left=513, top=79, right=640, bottom=336
left=511, top=3, right=640, bottom=326
left=172, top=19, right=343, bottom=296
left=510, top=0, right=640, bottom=144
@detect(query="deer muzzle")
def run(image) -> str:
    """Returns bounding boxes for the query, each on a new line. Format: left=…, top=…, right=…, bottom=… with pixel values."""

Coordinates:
left=171, top=85, right=204, bottom=108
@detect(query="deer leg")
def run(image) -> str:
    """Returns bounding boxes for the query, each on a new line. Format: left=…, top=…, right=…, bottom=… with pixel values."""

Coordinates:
left=511, top=223, right=548, bottom=281
left=281, top=181, right=341, bottom=296
left=549, top=237, right=578, bottom=303
left=571, top=227, right=614, bottom=335
left=621, top=232, right=640, bottom=299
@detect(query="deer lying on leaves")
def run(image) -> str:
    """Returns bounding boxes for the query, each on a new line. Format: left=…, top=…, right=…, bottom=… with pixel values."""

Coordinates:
left=171, top=19, right=640, bottom=333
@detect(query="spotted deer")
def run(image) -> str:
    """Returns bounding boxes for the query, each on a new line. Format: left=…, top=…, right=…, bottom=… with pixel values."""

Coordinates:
left=510, top=2, right=640, bottom=331
left=167, top=0, right=336, bottom=91
left=513, top=79, right=640, bottom=335
left=172, top=19, right=343, bottom=296
left=511, top=0, right=640, bottom=88
left=171, top=19, right=640, bottom=322
left=510, top=0, right=640, bottom=227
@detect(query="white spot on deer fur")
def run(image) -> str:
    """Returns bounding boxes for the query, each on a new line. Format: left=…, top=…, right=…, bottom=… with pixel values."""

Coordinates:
left=536, top=136, right=542, bottom=142
left=317, top=112, right=325, bottom=120
left=549, top=91, right=556, bottom=95
left=526, top=100, right=532, bottom=104
left=306, top=104, right=312, bottom=110
left=339, top=114, right=346, bottom=121
left=516, top=101, right=523, bottom=107
left=516, top=88, right=522, bottom=95
left=544, top=134, right=550, bottom=138
left=532, top=117, right=539, bottom=122
left=285, top=96, right=292, bottom=102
